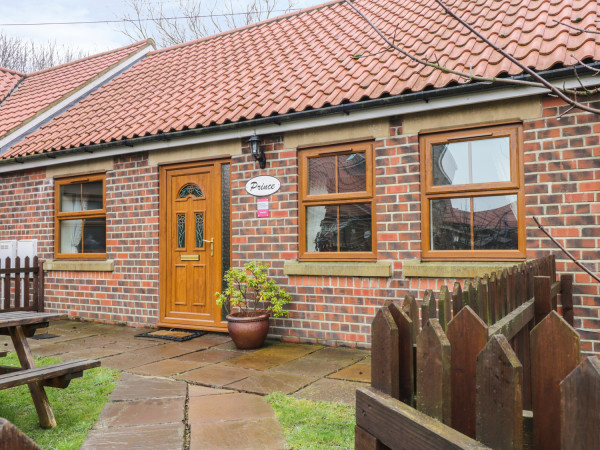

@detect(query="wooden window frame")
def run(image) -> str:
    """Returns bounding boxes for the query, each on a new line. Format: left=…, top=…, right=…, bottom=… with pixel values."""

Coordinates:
left=299, top=140, right=376, bottom=261
left=420, top=123, right=526, bottom=261
left=55, top=173, right=106, bottom=260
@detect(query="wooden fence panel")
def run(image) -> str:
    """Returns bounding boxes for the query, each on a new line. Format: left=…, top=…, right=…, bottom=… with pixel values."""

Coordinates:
left=0, top=418, right=41, bottom=450
left=371, top=308, right=399, bottom=399
left=416, top=319, right=451, bottom=425
left=530, top=311, right=581, bottom=450
left=438, top=286, right=451, bottom=332
left=355, top=425, right=389, bottom=450
left=560, top=356, right=600, bottom=450
left=476, top=335, right=523, bottom=450
left=447, top=307, right=488, bottom=439
left=388, top=302, right=414, bottom=405
left=356, top=387, right=489, bottom=450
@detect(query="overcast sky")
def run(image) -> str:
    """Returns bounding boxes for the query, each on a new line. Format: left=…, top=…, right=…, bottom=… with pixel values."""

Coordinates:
left=0, top=0, right=326, bottom=54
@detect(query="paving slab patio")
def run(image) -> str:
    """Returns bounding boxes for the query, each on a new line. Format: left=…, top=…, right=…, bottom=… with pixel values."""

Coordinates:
left=226, top=371, right=317, bottom=395
left=17, top=320, right=372, bottom=449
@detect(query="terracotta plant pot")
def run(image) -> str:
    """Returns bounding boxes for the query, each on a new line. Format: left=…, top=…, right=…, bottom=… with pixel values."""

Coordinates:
left=226, top=311, right=270, bottom=350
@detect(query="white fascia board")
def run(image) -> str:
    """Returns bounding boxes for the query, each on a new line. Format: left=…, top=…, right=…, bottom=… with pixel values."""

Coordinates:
left=0, top=74, right=596, bottom=175
left=0, top=43, right=154, bottom=152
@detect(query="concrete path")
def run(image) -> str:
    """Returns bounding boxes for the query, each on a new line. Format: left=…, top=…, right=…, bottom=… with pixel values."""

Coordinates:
left=1, top=320, right=370, bottom=449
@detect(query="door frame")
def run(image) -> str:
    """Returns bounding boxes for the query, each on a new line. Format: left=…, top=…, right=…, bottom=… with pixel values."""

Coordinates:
left=158, top=158, right=231, bottom=331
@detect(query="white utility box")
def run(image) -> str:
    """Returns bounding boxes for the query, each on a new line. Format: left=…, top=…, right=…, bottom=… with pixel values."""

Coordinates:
left=17, top=239, right=38, bottom=265
left=0, top=240, right=17, bottom=268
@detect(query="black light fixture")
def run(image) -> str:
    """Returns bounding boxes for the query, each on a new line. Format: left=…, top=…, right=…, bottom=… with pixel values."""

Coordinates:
left=249, top=134, right=266, bottom=169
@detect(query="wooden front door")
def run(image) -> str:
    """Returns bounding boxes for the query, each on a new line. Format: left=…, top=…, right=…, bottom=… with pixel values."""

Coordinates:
left=159, top=160, right=227, bottom=331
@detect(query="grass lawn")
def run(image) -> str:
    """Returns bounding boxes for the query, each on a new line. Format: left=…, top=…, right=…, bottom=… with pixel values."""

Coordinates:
left=0, top=353, right=119, bottom=450
left=266, top=392, right=355, bottom=449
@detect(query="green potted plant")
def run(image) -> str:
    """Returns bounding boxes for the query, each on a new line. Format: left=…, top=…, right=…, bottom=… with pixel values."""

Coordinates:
left=216, top=261, right=291, bottom=349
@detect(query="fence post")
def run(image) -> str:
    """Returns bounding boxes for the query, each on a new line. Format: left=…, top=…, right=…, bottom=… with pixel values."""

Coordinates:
left=452, top=282, right=463, bottom=316
left=531, top=311, right=581, bottom=450
left=438, top=286, right=451, bottom=332
left=3, top=256, right=11, bottom=310
left=560, top=274, right=574, bottom=327
left=561, top=357, right=600, bottom=449
left=421, top=290, right=436, bottom=328
left=416, top=319, right=451, bottom=425
left=23, top=256, right=31, bottom=310
left=478, top=277, right=490, bottom=325
left=37, top=257, right=44, bottom=312
left=14, top=256, right=21, bottom=310
left=402, top=294, right=419, bottom=343
left=534, top=276, right=552, bottom=325
left=476, top=335, right=523, bottom=450
left=447, top=306, right=488, bottom=439
left=371, top=307, right=399, bottom=399
left=388, top=302, right=414, bottom=405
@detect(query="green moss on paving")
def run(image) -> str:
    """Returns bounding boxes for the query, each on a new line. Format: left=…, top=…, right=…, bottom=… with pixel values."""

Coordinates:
left=266, top=392, right=355, bottom=449
left=0, top=352, right=119, bottom=450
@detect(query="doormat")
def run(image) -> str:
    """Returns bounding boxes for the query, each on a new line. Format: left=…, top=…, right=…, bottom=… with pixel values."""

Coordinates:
left=31, top=333, right=61, bottom=340
left=135, top=329, right=207, bottom=342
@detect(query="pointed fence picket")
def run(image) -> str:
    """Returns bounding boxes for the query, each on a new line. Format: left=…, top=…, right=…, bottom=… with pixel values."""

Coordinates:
left=356, top=255, right=593, bottom=450
left=0, top=256, right=44, bottom=312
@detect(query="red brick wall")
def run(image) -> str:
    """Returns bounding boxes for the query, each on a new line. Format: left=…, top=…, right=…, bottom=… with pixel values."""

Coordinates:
left=1, top=94, right=598, bottom=354
left=229, top=101, right=599, bottom=355
left=0, top=153, right=161, bottom=327
left=522, top=96, right=600, bottom=355
left=0, top=169, right=53, bottom=258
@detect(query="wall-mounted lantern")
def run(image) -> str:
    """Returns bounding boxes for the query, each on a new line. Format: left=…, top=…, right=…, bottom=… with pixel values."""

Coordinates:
left=249, top=134, right=266, bottom=169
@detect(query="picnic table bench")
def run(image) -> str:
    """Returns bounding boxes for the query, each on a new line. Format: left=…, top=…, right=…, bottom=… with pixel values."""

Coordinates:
left=0, top=311, right=100, bottom=428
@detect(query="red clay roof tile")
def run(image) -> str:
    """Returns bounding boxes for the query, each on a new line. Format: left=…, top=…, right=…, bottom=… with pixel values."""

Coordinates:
left=3, top=0, right=600, bottom=158
left=0, top=40, right=153, bottom=144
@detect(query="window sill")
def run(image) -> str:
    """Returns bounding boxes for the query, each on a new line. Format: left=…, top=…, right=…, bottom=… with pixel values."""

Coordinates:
left=44, top=260, right=114, bottom=272
left=402, top=260, right=521, bottom=279
left=284, top=261, right=392, bottom=278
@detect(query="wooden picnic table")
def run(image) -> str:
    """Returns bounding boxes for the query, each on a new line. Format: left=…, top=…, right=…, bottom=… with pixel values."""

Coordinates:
left=0, top=311, right=100, bottom=428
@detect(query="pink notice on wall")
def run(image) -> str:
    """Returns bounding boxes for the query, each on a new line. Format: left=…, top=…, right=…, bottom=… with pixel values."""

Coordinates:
left=257, top=198, right=269, bottom=217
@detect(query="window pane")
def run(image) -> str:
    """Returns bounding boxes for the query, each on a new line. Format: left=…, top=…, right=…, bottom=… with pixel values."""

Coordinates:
left=60, top=219, right=82, bottom=253
left=338, top=153, right=366, bottom=193
left=177, top=214, right=185, bottom=249
left=473, top=195, right=518, bottom=250
left=306, top=205, right=337, bottom=252
left=308, top=156, right=335, bottom=195
left=83, top=218, right=106, bottom=253
left=430, top=198, right=471, bottom=250
left=82, top=181, right=103, bottom=210
left=60, top=184, right=81, bottom=212
left=339, top=203, right=371, bottom=252
left=195, top=213, right=204, bottom=248
left=432, top=137, right=510, bottom=186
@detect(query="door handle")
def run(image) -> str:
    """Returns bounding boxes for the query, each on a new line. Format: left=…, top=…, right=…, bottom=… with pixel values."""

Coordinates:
left=203, top=238, right=214, bottom=256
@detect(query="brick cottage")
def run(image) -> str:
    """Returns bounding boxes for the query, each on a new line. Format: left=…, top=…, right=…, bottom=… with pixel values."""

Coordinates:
left=0, top=0, right=598, bottom=355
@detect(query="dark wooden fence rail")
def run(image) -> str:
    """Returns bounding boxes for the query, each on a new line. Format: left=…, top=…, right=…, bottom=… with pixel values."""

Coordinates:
left=357, top=255, right=598, bottom=449
left=0, top=256, right=44, bottom=312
